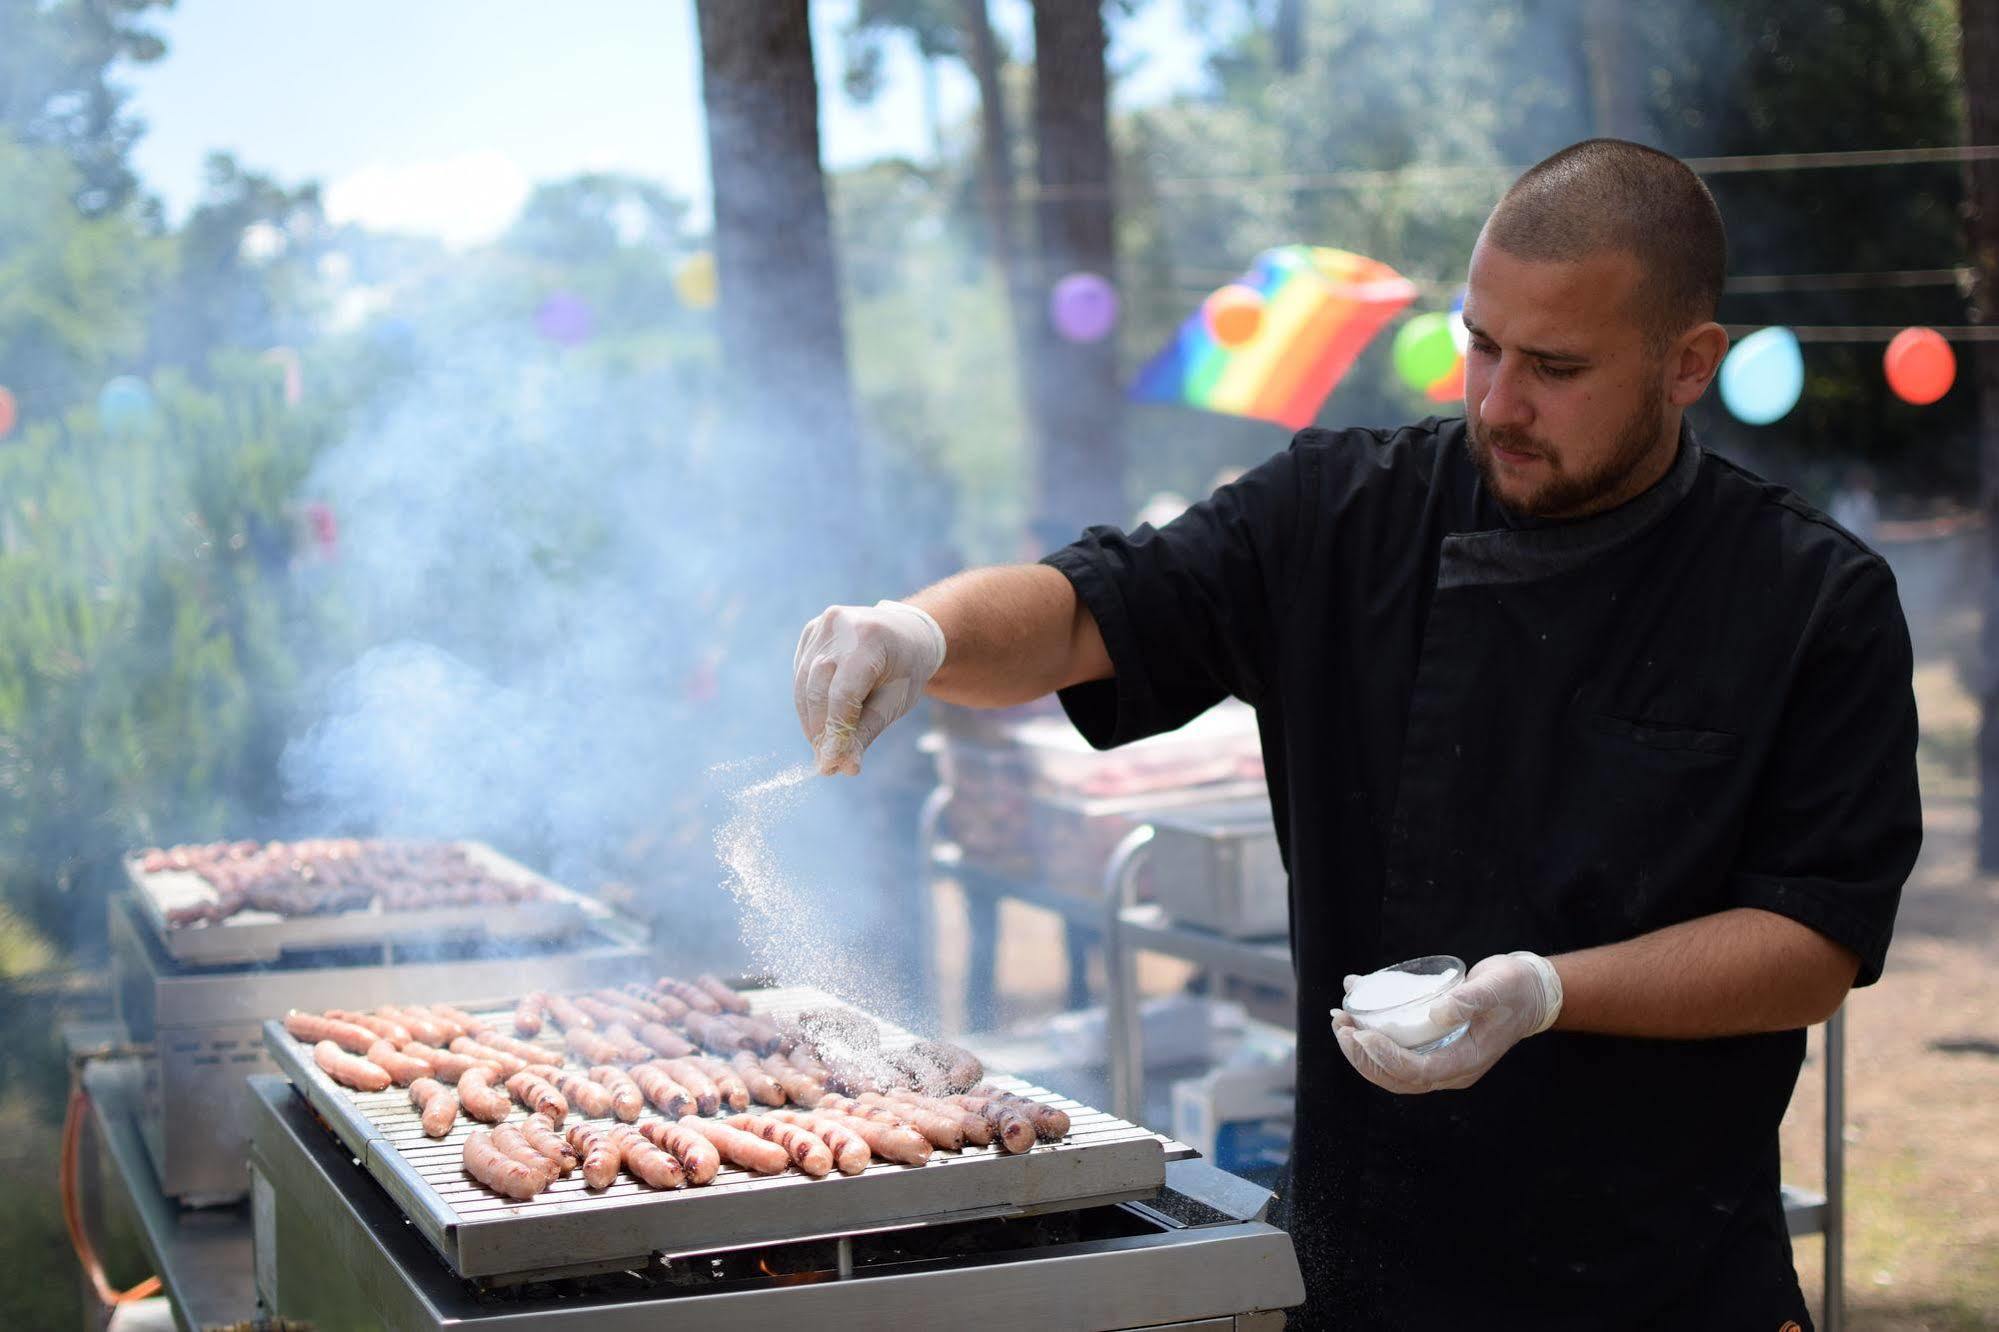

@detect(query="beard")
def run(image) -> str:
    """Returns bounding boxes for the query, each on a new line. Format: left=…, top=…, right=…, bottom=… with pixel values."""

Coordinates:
left=1466, top=379, right=1668, bottom=520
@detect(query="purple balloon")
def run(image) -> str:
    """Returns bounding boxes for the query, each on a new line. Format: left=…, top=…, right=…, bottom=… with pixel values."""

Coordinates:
left=534, top=291, right=594, bottom=346
left=1050, top=271, right=1119, bottom=343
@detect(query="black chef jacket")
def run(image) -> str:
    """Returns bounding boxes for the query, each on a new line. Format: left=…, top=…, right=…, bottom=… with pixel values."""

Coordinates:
left=1044, top=417, right=1920, bottom=1331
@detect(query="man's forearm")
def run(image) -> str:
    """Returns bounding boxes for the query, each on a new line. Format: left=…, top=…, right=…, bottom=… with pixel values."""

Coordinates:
left=908, top=564, right=1111, bottom=708
left=1551, top=907, right=1860, bottom=1038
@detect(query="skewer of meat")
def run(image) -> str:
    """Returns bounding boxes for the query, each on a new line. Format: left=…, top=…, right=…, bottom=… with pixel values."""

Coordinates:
left=457, top=1067, right=512, bottom=1123
left=517, top=1112, right=576, bottom=1175
left=409, top=1078, right=459, bottom=1137
left=607, top=1123, right=685, bottom=1189
left=544, top=994, right=596, bottom=1031
left=636, top=1119, right=722, bottom=1185
left=732, top=1051, right=787, bottom=1106
left=587, top=1065, right=645, bottom=1122
left=464, top=1129, right=549, bottom=1199
left=846, top=1092, right=967, bottom=1150
left=636, top=1022, right=697, bottom=1060
left=675, top=1116, right=788, bottom=1174
left=448, top=1036, right=527, bottom=1078
left=943, top=1094, right=1036, bottom=1154
left=565, top=1124, right=622, bottom=1190
left=314, top=1040, right=392, bottom=1092
left=760, top=1054, right=826, bottom=1106
left=505, top=1070, right=568, bottom=1122
left=402, top=1042, right=499, bottom=1084
left=630, top=1064, right=694, bottom=1118
left=532, top=1065, right=613, bottom=1119
left=326, top=1008, right=413, bottom=1046
left=512, top=992, right=548, bottom=1037
left=376, top=1005, right=453, bottom=1047
left=883, top=1089, right=993, bottom=1147
left=653, top=977, right=723, bottom=1015
left=284, top=1011, right=377, bottom=1056
left=657, top=1059, right=721, bottom=1116
left=694, top=974, right=752, bottom=1015
left=691, top=1056, right=751, bottom=1111
left=768, top=1110, right=872, bottom=1175
left=805, top=1108, right=931, bottom=1165
left=367, top=1039, right=433, bottom=1087
left=726, top=1114, right=833, bottom=1177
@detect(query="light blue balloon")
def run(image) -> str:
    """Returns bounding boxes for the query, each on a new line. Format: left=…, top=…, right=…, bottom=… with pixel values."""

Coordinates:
left=1718, top=327, right=1803, bottom=426
left=98, top=376, right=156, bottom=431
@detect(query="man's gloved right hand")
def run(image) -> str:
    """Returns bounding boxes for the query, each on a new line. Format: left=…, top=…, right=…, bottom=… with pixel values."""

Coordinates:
left=793, top=600, right=947, bottom=775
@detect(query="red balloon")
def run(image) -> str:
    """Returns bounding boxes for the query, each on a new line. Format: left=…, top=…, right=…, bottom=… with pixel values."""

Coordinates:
left=0, top=386, right=15, bottom=440
left=1884, top=327, right=1955, bottom=405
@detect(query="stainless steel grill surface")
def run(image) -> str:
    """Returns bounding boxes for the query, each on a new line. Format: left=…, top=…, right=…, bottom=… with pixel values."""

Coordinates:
left=264, top=986, right=1191, bottom=1283
left=128, top=840, right=599, bottom=965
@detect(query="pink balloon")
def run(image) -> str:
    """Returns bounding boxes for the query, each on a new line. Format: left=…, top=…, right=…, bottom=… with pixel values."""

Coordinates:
left=1050, top=272, right=1118, bottom=343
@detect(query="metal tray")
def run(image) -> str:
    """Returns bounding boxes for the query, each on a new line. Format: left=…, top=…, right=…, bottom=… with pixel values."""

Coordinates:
left=128, top=841, right=597, bottom=965
left=263, top=986, right=1190, bottom=1284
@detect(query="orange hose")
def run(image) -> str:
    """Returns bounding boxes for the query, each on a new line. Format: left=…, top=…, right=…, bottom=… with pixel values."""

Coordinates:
left=61, top=1083, right=163, bottom=1306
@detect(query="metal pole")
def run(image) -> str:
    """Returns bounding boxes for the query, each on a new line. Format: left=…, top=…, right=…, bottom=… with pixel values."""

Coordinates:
left=1823, top=1004, right=1846, bottom=1332
left=1103, top=825, right=1154, bottom=1122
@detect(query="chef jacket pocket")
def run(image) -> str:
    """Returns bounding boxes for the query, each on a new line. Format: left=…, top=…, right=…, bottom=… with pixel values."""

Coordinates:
left=1580, top=711, right=1741, bottom=756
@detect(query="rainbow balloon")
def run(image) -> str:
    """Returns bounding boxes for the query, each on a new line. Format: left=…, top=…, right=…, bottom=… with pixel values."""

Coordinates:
left=1130, top=245, right=1419, bottom=429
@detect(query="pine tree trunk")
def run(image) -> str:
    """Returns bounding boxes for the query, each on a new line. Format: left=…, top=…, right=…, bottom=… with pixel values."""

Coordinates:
left=1961, top=0, right=1999, bottom=868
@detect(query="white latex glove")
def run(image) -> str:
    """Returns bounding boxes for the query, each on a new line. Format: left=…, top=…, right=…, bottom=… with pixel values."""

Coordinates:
left=793, top=600, right=947, bottom=775
left=1330, top=951, right=1563, bottom=1094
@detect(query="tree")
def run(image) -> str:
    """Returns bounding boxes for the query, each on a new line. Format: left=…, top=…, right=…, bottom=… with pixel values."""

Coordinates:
left=0, top=0, right=173, bottom=215
left=694, top=0, right=863, bottom=567
left=1960, top=0, right=1999, bottom=868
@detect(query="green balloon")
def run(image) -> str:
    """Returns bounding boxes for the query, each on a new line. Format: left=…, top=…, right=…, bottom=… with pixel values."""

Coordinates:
left=1393, top=312, right=1460, bottom=390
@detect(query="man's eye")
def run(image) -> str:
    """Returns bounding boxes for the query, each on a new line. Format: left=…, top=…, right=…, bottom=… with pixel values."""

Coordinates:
left=1469, top=339, right=1497, bottom=356
left=1538, top=363, right=1582, bottom=380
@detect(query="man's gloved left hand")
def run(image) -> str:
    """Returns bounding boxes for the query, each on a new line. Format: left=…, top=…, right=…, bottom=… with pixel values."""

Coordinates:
left=1331, top=951, right=1563, bottom=1094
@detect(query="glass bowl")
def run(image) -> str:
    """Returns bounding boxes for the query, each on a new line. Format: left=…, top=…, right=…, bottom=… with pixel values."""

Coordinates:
left=1341, top=954, right=1469, bottom=1054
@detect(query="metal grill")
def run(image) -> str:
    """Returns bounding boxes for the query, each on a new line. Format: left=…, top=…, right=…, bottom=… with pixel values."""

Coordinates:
left=263, top=986, right=1190, bottom=1284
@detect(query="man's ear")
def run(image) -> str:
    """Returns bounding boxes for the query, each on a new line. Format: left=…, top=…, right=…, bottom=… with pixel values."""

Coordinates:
left=1670, top=322, right=1729, bottom=407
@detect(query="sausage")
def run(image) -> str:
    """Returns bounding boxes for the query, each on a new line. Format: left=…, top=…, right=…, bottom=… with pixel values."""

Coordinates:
left=565, top=1028, right=622, bottom=1067
left=565, top=1124, right=622, bottom=1189
left=285, top=1011, right=377, bottom=1056
left=694, top=974, right=752, bottom=1014
left=945, top=1094, right=1036, bottom=1154
left=409, top=1078, right=459, bottom=1137
left=512, top=992, right=548, bottom=1037
left=630, top=1064, right=693, bottom=1118
left=760, top=1055, right=825, bottom=1106
left=726, top=1114, right=832, bottom=1177
left=465, top=1029, right=552, bottom=1065
left=769, top=1110, right=872, bottom=1175
left=505, top=1070, right=568, bottom=1121
left=636, top=1119, right=722, bottom=1185
left=544, top=994, right=596, bottom=1031
left=731, top=1012, right=786, bottom=1055
left=675, top=1115, right=788, bottom=1174
left=325, top=1008, right=413, bottom=1046
left=538, top=1066, right=613, bottom=1119
left=587, top=1065, right=645, bottom=1122
left=632, top=983, right=689, bottom=1022
left=808, top=1109, right=930, bottom=1165
left=636, top=1022, right=697, bottom=1060
left=571, top=996, right=634, bottom=1028
left=447, top=1036, right=527, bottom=1078
left=732, top=1051, right=787, bottom=1106
left=425, top=1004, right=486, bottom=1037
left=376, top=1005, right=452, bottom=1047
left=366, top=1039, right=433, bottom=1087
left=654, top=976, right=722, bottom=1015
left=404, top=1042, right=500, bottom=1084
left=884, top=1090, right=992, bottom=1146
left=314, top=1040, right=392, bottom=1092
left=489, top=1123, right=558, bottom=1183
left=517, top=1112, right=576, bottom=1174
left=457, top=1067, right=512, bottom=1123
left=972, top=1086, right=1070, bottom=1140
left=598, top=1022, right=656, bottom=1063
left=786, top=1047, right=832, bottom=1079
left=818, top=1057, right=885, bottom=1098
left=592, top=988, right=670, bottom=1024
left=914, top=1040, right=984, bottom=1094
left=403, top=1005, right=469, bottom=1043
left=463, top=1129, right=548, bottom=1199
left=692, top=1056, right=751, bottom=1111
left=796, top=1007, right=881, bottom=1052
left=851, top=1092, right=965, bottom=1150
left=658, top=1059, right=721, bottom=1116
left=607, top=1123, right=685, bottom=1189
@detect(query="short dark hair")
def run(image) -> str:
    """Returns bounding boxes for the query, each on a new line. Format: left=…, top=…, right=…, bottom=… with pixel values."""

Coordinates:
left=1484, top=139, right=1727, bottom=351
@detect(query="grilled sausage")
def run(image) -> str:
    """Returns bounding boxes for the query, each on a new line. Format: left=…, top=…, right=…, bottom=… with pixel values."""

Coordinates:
left=325, top=1008, right=413, bottom=1046
left=630, top=1064, right=693, bottom=1118
left=512, top=992, right=548, bottom=1037
left=658, top=1059, right=721, bottom=1116
left=760, top=1054, right=826, bottom=1106
left=376, top=1005, right=452, bottom=1047
left=534, top=1066, right=613, bottom=1119
left=465, top=1029, right=552, bottom=1065
left=518, top=1112, right=576, bottom=1175
left=457, top=1067, right=512, bottom=1123
left=632, top=983, right=689, bottom=1022
left=769, top=1110, right=872, bottom=1175
left=565, top=1124, right=622, bottom=1189
left=636, top=1119, right=722, bottom=1186
left=505, top=1070, right=568, bottom=1122
left=285, top=1011, right=377, bottom=1056
left=884, top=1090, right=992, bottom=1146
left=675, top=1115, right=787, bottom=1174
left=490, top=1124, right=558, bottom=1183
left=692, top=1056, right=751, bottom=1111
left=636, top=1022, right=697, bottom=1060
left=403, top=1042, right=500, bottom=1085
left=592, top=988, right=670, bottom=1024
left=681, top=1009, right=751, bottom=1054
left=565, top=1028, right=622, bottom=1067
left=944, top=1094, right=1036, bottom=1154
left=571, top=996, right=635, bottom=1028
left=367, top=1039, right=433, bottom=1087
left=409, top=1078, right=459, bottom=1137
left=447, top=1036, right=527, bottom=1078
left=731, top=1012, right=786, bottom=1055
left=403, top=1005, right=469, bottom=1043
left=653, top=977, right=722, bottom=1015
left=732, top=1051, right=786, bottom=1106
left=464, top=1129, right=548, bottom=1199
left=807, top=1109, right=930, bottom=1166
left=914, top=1041, right=984, bottom=1094
left=726, top=1114, right=832, bottom=1177
left=587, top=1065, right=645, bottom=1122
left=607, top=1123, right=685, bottom=1189
left=598, top=1022, right=656, bottom=1063
left=544, top=994, right=596, bottom=1031
left=694, top=974, right=752, bottom=1015
left=314, top=1040, right=392, bottom=1092
left=972, top=1086, right=1070, bottom=1140
left=850, top=1092, right=966, bottom=1150
left=425, top=1004, right=486, bottom=1037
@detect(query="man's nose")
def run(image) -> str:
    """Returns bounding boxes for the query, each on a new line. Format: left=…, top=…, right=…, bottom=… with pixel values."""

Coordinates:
left=1476, top=358, right=1534, bottom=429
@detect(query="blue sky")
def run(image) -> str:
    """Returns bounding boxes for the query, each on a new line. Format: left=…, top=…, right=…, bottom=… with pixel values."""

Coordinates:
left=124, top=1, right=1220, bottom=246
